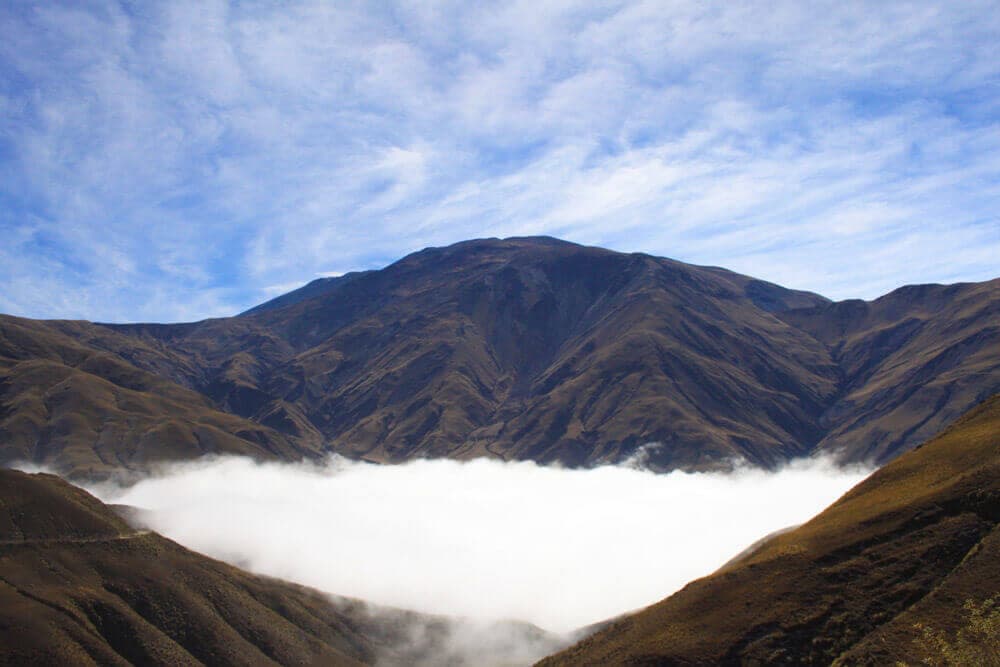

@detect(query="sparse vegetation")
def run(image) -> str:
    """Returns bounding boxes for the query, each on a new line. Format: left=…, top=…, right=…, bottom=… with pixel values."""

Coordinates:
left=5, top=240, right=998, bottom=478
left=902, top=596, right=1000, bottom=666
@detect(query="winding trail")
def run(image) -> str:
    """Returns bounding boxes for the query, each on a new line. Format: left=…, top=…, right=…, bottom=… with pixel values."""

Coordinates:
left=0, top=530, right=152, bottom=547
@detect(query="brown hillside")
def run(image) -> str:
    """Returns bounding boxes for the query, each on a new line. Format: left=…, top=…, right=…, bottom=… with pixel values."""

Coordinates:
left=780, top=279, right=1000, bottom=463
left=2, top=237, right=997, bottom=473
left=0, top=316, right=321, bottom=479
left=537, top=394, right=1000, bottom=666
left=0, top=469, right=378, bottom=666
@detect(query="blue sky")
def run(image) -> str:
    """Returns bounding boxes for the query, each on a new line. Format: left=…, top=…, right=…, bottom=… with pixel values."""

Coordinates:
left=1, top=1, right=998, bottom=323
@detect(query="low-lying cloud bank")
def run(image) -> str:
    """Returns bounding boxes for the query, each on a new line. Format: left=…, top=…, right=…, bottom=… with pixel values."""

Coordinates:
left=86, top=455, right=870, bottom=634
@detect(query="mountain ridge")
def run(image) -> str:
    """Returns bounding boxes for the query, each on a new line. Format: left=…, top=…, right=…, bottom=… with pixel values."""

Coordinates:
left=1, top=236, right=997, bottom=477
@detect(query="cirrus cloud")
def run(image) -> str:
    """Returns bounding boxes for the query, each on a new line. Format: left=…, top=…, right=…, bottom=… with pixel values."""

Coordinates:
left=0, top=1, right=997, bottom=322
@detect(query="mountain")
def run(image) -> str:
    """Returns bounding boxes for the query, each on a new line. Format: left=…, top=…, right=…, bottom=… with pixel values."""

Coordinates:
left=2, top=237, right=997, bottom=475
left=537, top=394, right=1000, bottom=665
left=777, top=280, right=1000, bottom=462
left=0, top=316, right=322, bottom=479
left=0, top=468, right=567, bottom=666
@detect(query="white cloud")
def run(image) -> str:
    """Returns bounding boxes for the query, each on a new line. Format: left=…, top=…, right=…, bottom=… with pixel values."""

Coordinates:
left=0, top=1, right=997, bottom=321
left=87, top=455, right=871, bottom=634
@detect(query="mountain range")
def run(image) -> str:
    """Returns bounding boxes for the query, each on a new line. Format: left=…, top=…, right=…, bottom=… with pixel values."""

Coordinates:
left=1, top=236, right=998, bottom=665
left=1, top=236, right=997, bottom=478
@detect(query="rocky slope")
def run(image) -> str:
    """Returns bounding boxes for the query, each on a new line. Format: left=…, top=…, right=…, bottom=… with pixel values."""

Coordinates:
left=0, top=316, right=320, bottom=479
left=779, top=279, right=1000, bottom=462
left=2, top=237, right=997, bottom=474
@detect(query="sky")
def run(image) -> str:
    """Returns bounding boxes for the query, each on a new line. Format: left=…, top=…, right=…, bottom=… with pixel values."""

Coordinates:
left=86, top=454, right=871, bottom=634
left=1, top=1, right=998, bottom=323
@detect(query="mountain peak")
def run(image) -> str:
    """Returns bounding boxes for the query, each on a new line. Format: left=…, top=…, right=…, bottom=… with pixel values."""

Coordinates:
left=3, top=237, right=996, bottom=478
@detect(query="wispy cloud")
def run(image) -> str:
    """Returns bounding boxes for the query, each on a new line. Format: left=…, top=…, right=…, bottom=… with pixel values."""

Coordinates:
left=1, top=1, right=998, bottom=321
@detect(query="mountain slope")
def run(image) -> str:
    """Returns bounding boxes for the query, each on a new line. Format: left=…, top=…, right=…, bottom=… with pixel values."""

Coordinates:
left=99, top=237, right=844, bottom=469
left=2, top=237, right=997, bottom=473
left=0, top=468, right=379, bottom=666
left=0, top=316, right=321, bottom=479
left=779, top=280, right=1000, bottom=462
left=537, top=394, right=1000, bottom=665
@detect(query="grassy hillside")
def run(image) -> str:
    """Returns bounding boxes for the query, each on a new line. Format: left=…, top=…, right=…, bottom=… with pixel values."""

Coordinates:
left=0, top=316, right=322, bottom=478
left=79, top=238, right=1000, bottom=469
left=0, top=469, right=378, bottom=665
left=2, top=238, right=997, bottom=474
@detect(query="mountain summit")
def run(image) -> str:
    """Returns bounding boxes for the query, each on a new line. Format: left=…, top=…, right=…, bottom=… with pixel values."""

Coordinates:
left=1, top=237, right=997, bottom=476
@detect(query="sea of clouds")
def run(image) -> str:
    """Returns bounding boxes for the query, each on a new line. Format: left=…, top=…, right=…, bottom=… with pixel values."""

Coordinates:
left=83, top=454, right=870, bottom=636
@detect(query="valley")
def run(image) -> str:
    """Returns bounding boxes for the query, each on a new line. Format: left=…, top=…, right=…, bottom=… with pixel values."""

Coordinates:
left=1, top=237, right=997, bottom=666
left=3, top=2, right=998, bottom=663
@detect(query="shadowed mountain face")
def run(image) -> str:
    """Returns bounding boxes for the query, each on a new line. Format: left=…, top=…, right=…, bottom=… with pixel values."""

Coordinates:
left=1, top=237, right=997, bottom=475
left=778, top=280, right=1000, bottom=462
left=537, top=394, right=1000, bottom=666
left=0, top=469, right=567, bottom=667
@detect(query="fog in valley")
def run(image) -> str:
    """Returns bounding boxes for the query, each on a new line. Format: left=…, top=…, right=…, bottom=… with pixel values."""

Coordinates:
left=83, top=454, right=870, bottom=638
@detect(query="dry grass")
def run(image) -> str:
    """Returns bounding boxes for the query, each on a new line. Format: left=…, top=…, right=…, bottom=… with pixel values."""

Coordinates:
left=4, top=240, right=999, bottom=475
left=0, top=316, right=321, bottom=479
